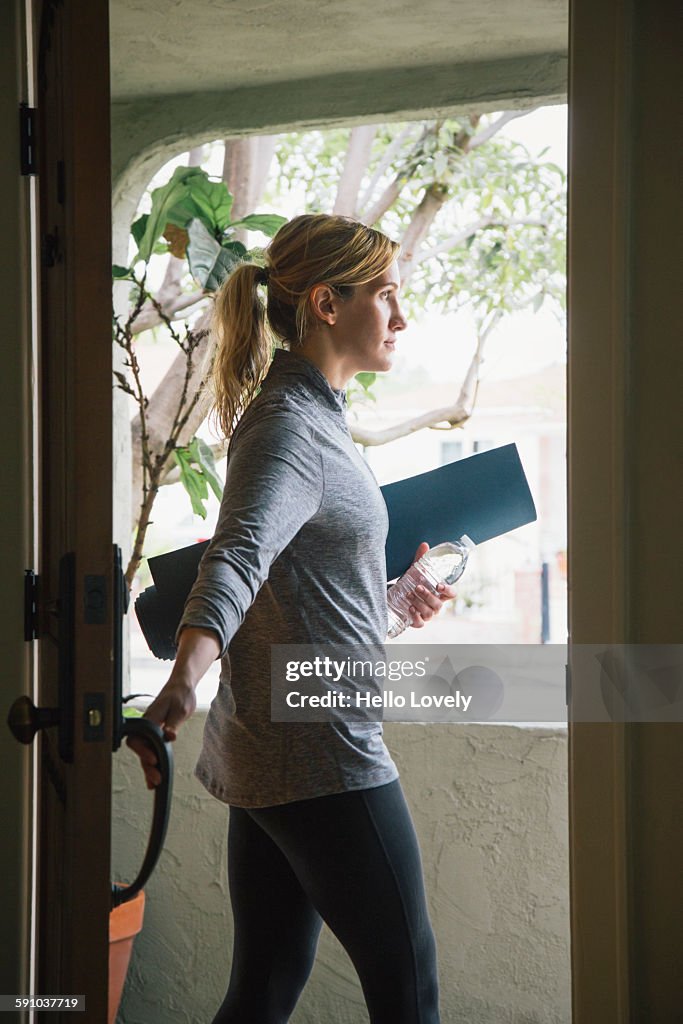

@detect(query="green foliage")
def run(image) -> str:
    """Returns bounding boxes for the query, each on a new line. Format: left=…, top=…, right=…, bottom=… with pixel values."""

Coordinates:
left=346, top=371, right=378, bottom=409
left=173, top=436, right=223, bottom=518
left=123, top=166, right=286, bottom=290
left=131, top=214, right=149, bottom=248
left=270, top=116, right=566, bottom=329
left=355, top=372, right=377, bottom=391
left=132, top=166, right=214, bottom=262
left=183, top=171, right=235, bottom=233
left=229, top=213, right=288, bottom=235
left=388, top=127, right=564, bottom=323
left=186, top=219, right=243, bottom=291
left=269, top=128, right=350, bottom=211
left=121, top=117, right=565, bottom=332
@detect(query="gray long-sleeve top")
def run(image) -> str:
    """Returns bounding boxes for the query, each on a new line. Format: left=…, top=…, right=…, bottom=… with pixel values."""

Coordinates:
left=177, top=348, right=398, bottom=807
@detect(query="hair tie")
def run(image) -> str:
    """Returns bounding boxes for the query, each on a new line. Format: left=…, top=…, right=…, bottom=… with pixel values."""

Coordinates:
left=255, top=265, right=270, bottom=286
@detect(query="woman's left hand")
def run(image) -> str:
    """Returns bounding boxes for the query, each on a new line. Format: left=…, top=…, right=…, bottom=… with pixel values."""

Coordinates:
left=407, top=542, right=457, bottom=629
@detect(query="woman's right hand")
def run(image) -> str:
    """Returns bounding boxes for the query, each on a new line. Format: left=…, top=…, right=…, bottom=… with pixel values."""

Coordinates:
left=126, top=674, right=196, bottom=789
left=126, top=626, right=220, bottom=788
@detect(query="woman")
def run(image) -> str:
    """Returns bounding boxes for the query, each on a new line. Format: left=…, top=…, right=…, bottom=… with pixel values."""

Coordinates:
left=130, top=214, right=455, bottom=1023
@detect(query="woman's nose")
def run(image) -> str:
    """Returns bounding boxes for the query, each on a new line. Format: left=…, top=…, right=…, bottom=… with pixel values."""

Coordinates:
left=391, top=304, right=408, bottom=331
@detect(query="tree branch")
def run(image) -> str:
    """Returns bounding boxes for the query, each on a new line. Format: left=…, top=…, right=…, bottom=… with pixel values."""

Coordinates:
left=156, top=255, right=188, bottom=307
left=349, top=407, right=469, bottom=447
left=363, top=123, right=437, bottom=226
left=357, top=125, right=417, bottom=218
left=398, top=183, right=449, bottom=282
left=416, top=216, right=548, bottom=264
left=467, top=109, right=536, bottom=151
left=348, top=314, right=499, bottom=446
left=333, top=125, right=377, bottom=216
left=363, top=177, right=404, bottom=227
left=130, top=304, right=214, bottom=522
left=130, top=289, right=208, bottom=334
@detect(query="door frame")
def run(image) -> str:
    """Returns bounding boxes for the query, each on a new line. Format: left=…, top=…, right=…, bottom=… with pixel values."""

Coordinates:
left=34, top=0, right=114, bottom=1016
left=1, top=0, right=114, bottom=1019
left=0, top=0, right=36, bottom=1004
left=566, top=0, right=633, bottom=1017
left=567, top=0, right=683, bottom=1020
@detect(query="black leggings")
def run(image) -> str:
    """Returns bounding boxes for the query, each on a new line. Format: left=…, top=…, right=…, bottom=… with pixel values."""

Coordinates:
left=211, top=779, right=440, bottom=1024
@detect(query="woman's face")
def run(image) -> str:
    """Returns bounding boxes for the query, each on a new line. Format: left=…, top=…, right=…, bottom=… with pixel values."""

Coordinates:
left=310, top=262, right=408, bottom=381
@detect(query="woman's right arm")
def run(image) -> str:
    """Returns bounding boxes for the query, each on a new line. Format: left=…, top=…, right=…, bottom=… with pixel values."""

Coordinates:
left=126, top=626, right=220, bottom=789
left=128, top=411, right=323, bottom=787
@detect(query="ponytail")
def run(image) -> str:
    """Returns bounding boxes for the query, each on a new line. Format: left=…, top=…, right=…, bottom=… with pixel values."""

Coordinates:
left=210, top=262, right=272, bottom=437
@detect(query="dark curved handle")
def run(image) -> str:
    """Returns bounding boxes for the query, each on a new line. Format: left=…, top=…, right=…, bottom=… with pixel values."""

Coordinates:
left=112, top=718, right=174, bottom=909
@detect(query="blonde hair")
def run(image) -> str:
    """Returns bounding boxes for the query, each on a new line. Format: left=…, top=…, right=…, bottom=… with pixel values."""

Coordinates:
left=209, top=213, right=400, bottom=436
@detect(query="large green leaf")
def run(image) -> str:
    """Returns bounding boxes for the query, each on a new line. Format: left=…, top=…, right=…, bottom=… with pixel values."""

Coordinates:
left=186, top=218, right=241, bottom=291
left=131, top=167, right=275, bottom=268
left=220, top=240, right=248, bottom=258
left=133, top=167, right=204, bottom=262
left=185, top=175, right=234, bottom=233
left=173, top=436, right=224, bottom=518
left=133, top=167, right=234, bottom=263
left=227, top=213, right=287, bottom=237
left=131, top=214, right=149, bottom=248
left=173, top=447, right=209, bottom=519
left=355, top=372, right=377, bottom=391
left=189, top=437, right=223, bottom=502
left=163, top=196, right=207, bottom=230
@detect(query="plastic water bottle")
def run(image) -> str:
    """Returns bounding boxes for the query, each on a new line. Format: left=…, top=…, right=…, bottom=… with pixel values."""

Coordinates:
left=386, top=536, right=475, bottom=639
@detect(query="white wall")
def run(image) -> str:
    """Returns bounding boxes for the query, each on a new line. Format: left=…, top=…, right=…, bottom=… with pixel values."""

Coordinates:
left=113, top=717, right=570, bottom=1023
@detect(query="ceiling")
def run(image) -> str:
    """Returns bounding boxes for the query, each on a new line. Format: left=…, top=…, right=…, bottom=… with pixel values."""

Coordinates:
left=110, top=0, right=568, bottom=101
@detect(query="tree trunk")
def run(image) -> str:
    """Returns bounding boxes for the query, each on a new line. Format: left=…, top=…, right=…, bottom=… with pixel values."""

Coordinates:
left=333, top=125, right=377, bottom=216
left=398, top=183, right=449, bottom=282
left=222, top=135, right=276, bottom=244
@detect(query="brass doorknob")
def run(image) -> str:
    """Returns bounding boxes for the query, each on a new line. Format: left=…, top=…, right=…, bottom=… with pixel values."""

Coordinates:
left=7, top=695, right=60, bottom=745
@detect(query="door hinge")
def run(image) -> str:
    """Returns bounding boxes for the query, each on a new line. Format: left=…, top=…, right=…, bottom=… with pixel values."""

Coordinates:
left=42, top=227, right=63, bottom=267
left=24, top=570, right=40, bottom=641
left=19, top=103, right=38, bottom=176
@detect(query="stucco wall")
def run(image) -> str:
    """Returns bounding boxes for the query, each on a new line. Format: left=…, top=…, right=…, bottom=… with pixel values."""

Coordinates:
left=113, top=718, right=570, bottom=1023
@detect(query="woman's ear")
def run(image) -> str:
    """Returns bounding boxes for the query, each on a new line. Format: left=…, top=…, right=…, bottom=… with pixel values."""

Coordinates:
left=309, top=284, right=339, bottom=326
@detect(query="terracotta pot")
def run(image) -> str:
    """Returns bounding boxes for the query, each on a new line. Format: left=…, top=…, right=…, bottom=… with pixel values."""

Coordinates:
left=109, top=890, right=145, bottom=1024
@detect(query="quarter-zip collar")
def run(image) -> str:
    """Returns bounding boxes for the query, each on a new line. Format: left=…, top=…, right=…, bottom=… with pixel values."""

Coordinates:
left=264, top=347, right=348, bottom=415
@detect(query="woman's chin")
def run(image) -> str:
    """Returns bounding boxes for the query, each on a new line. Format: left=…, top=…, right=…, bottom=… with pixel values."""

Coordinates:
left=354, top=350, right=395, bottom=375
